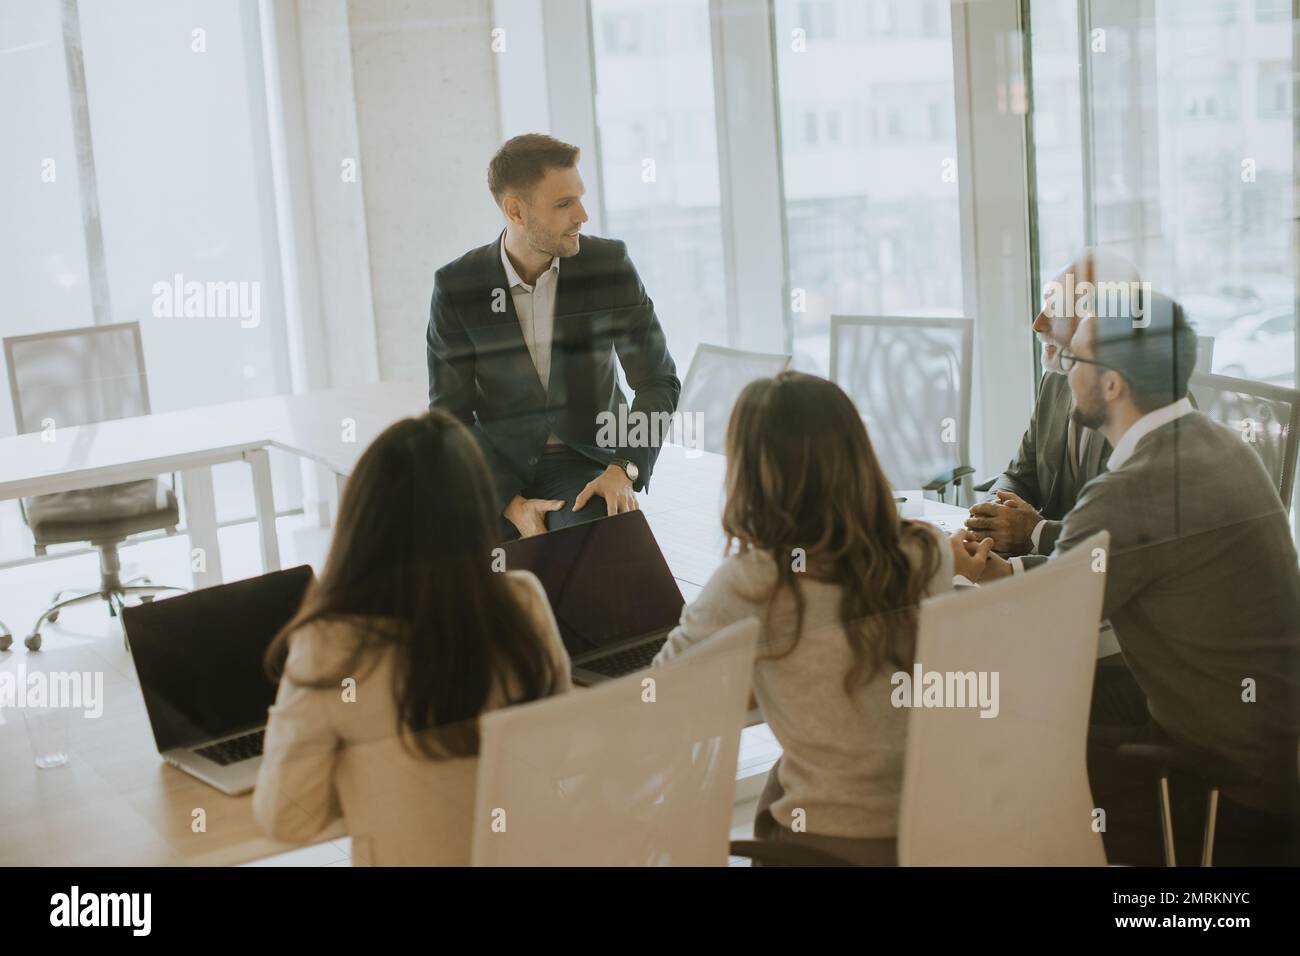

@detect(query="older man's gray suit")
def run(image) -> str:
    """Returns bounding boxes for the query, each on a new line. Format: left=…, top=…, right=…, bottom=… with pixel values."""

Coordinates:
left=990, top=372, right=1111, bottom=554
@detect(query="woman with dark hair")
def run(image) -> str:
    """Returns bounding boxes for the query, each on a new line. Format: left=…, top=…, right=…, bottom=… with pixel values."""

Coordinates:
left=253, top=410, right=570, bottom=865
left=653, top=372, right=962, bottom=864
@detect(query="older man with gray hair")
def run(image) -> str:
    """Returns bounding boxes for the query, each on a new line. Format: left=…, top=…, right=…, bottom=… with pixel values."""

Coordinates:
left=966, top=247, right=1143, bottom=556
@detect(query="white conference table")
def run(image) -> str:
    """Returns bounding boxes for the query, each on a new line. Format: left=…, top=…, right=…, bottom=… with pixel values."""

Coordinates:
left=0, top=382, right=425, bottom=591
left=0, top=382, right=971, bottom=865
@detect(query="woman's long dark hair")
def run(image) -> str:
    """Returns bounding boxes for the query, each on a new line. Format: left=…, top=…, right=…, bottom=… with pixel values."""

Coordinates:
left=265, top=409, right=564, bottom=758
left=722, top=372, right=940, bottom=692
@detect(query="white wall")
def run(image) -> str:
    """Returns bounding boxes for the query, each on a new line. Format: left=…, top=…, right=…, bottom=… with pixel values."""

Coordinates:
left=347, top=0, right=505, bottom=384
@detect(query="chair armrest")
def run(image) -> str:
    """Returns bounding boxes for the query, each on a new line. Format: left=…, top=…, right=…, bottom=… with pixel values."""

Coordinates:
left=728, top=839, right=859, bottom=867
left=922, top=465, right=975, bottom=493
left=973, top=476, right=997, bottom=494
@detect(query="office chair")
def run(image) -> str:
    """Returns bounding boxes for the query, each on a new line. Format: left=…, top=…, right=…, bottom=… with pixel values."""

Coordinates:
left=676, top=344, right=791, bottom=455
left=1112, top=742, right=1292, bottom=867
left=1188, top=372, right=1299, bottom=509
left=3, top=323, right=187, bottom=652
left=898, top=531, right=1111, bottom=865
left=732, top=538, right=1109, bottom=868
left=830, top=316, right=975, bottom=505
left=471, top=619, right=758, bottom=866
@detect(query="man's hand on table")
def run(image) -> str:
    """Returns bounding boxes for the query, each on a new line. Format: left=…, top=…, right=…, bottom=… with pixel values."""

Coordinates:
left=964, top=491, right=1042, bottom=555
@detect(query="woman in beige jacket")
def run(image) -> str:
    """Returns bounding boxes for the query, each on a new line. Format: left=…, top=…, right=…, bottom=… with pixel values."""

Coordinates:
left=253, top=410, right=572, bottom=865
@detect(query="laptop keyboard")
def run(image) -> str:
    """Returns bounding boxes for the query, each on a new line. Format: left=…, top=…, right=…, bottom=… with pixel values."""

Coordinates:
left=195, top=729, right=265, bottom=766
left=582, top=637, right=667, bottom=678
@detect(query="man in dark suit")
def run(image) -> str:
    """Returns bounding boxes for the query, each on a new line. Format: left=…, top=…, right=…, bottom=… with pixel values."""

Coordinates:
left=427, top=134, right=680, bottom=539
left=966, top=249, right=1140, bottom=556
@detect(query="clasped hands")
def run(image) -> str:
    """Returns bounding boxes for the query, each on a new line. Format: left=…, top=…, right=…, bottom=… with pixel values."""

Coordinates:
left=505, top=464, right=638, bottom=537
left=949, top=490, right=1041, bottom=582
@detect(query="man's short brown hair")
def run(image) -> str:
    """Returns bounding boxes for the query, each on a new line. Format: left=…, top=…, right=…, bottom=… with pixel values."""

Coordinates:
left=487, top=133, right=579, bottom=204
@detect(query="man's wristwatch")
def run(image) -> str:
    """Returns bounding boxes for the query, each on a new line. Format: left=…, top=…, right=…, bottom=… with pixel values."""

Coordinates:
left=611, top=458, right=639, bottom=484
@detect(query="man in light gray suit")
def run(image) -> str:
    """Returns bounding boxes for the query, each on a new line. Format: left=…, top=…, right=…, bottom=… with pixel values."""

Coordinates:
left=965, top=249, right=1141, bottom=556
left=956, top=292, right=1300, bottom=864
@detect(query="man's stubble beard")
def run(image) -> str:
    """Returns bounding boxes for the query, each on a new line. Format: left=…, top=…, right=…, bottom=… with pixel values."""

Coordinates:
left=525, top=219, right=576, bottom=260
left=1070, top=378, right=1108, bottom=431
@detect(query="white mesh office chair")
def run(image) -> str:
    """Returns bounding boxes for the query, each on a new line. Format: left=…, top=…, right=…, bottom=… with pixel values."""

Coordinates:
left=830, top=316, right=975, bottom=505
left=897, top=531, right=1111, bottom=866
left=3, top=323, right=186, bottom=651
left=470, top=618, right=758, bottom=866
left=675, top=344, right=791, bottom=455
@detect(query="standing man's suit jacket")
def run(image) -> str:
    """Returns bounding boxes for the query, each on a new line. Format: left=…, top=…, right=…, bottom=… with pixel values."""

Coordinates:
left=989, top=371, right=1111, bottom=554
left=427, top=233, right=680, bottom=513
left=1024, top=411, right=1300, bottom=793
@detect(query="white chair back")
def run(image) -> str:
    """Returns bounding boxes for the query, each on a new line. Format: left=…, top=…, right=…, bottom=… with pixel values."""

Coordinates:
left=471, top=618, right=759, bottom=866
left=677, top=344, right=790, bottom=455
left=898, top=531, right=1110, bottom=866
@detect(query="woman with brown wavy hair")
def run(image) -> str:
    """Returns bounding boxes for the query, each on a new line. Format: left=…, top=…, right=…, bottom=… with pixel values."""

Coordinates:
left=653, top=371, right=959, bottom=864
left=253, top=409, right=571, bottom=865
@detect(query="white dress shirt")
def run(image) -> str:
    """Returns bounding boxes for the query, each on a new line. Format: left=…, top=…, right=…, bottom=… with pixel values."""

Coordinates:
left=1104, top=396, right=1195, bottom=471
left=501, top=234, right=563, bottom=446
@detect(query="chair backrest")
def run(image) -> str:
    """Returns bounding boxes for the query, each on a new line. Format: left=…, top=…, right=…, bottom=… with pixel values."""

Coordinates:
left=1195, top=335, right=1215, bottom=373
left=676, top=344, right=791, bottom=455
left=471, top=618, right=759, bottom=866
left=829, top=316, right=973, bottom=491
left=898, top=530, right=1110, bottom=866
left=1188, top=371, right=1300, bottom=507
left=4, top=322, right=151, bottom=434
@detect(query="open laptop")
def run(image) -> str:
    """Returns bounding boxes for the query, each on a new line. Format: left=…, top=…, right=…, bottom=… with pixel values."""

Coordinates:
left=503, top=510, right=685, bottom=686
left=121, top=565, right=314, bottom=795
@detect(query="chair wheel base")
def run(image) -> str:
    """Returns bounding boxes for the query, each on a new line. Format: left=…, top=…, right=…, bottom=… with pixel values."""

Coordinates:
left=0, top=632, right=12, bottom=651
left=25, top=633, right=42, bottom=651
left=48, top=610, right=60, bottom=624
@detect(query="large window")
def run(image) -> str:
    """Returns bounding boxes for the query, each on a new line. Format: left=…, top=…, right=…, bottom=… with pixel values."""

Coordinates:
left=590, top=0, right=728, bottom=376
left=0, top=0, right=299, bottom=562
left=1030, top=0, right=1295, bottom=387
left=773, top=0, right=965, bottom=373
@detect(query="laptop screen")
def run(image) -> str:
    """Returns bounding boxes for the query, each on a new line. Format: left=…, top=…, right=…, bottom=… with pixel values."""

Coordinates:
left=123, top=566, right=313, bottom=752
left=502, top=511, right=685, bottom=658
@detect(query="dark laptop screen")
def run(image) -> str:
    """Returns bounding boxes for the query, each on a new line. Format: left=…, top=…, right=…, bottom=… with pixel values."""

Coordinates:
left=123, top=565, right=313, bottom=752
left=502, top=511, right=685, bottom=657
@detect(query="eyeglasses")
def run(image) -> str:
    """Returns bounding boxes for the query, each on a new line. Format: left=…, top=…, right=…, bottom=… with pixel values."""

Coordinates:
left=1058, top=347, right=1115, bottom=374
